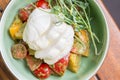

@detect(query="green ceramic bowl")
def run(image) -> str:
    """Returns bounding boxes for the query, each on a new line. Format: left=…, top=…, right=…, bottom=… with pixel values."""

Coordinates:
left=0, top=0, right=109, bottom=80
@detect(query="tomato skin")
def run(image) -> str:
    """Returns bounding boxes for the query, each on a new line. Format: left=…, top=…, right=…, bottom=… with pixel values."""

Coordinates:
left=33, top=63, right=51, bottom=79
left=36, top=0, right=49, bottom=9
left=71, top=47, right=77, bottom=53
left=26, top=55, right=42, bottom=71
left=18, top=8, right=29, bottom=22
left=11, top=43, right=27, bottom=59
left=51, top=55, right=69, bottom=76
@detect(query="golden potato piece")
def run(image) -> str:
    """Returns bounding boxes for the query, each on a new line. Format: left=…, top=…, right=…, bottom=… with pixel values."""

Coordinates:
left=9, top=15, right=22, bottom=39
left=80, top=30, right=89, bottom=56
left=28, top=48, right=35, bottom=55
left=79, top=30, right=89, bottom=43
left=68, top=53, right=81, bottom=73
left=82, top=43, right=89, bottom=56
left=15, top=22, right=26, bottom=39
left=73, top=30, right=90, bottom=57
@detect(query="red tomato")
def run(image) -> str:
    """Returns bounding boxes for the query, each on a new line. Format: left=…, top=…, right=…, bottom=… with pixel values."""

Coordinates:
left=36, top=0, right=49, bottom=9
left=18, top=8, right=29, bottom=22
left=26, top=55, right=42, bottom=71
left=51, top=55, right=69, bottom=76
left=11, top=43, right=27, bottom=59
left=33, top=63, right=51, bottom=79
left=71, top=47, right=77, bottom=53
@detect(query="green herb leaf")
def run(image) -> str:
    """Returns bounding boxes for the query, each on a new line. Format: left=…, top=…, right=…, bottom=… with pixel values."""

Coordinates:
left=47, top=0, right=100, bottom=55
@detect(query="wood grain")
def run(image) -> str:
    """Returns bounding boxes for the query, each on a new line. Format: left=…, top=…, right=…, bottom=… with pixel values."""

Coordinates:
left=0, top=0, right=9, bottom=9
left=0, top=0, right=120, bottom=80
left=0, top=56, right=17, bottom=80
left=0, top=0, right=9, bottom=18
left=94, top=1, right=120, bottom=80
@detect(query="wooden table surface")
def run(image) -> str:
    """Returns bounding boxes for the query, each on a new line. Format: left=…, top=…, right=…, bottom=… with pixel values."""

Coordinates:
left=0, top=0, right=120, bottom=80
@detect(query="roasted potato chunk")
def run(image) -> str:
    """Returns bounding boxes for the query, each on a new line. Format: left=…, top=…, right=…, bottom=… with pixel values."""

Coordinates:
left=28, top=48, right=35, bottom=55
left=71, top=30, right=89, bottom=56
left=15, top=22, right=26, bottom=39
left=68, top=53, right=81, bottom=73
left=79, top=30, right=89, bottom=56
left=9, top=15, right=23, bottom=39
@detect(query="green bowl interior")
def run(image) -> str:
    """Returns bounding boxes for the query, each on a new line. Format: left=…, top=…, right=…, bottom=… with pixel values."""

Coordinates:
left=0, top=0, right=108, bottom=80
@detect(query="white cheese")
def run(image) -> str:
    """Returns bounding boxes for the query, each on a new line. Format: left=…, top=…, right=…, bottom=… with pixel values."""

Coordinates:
left=23, top=8, right=74, bottom=64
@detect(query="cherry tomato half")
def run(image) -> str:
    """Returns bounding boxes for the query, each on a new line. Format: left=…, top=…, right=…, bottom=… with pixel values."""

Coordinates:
left=51, top=55, right=69, bottom=76
left=36, top=0, right=49, bottom=9
left=18, top=8, right=29, bottom=22
left=33, top=63, right=51, bottom=79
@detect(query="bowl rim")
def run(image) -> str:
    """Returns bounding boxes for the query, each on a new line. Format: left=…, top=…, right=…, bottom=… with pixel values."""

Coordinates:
left=86, top=0, right=110, bottom=79
left=0, top=0, right=110, bottom=80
